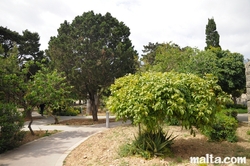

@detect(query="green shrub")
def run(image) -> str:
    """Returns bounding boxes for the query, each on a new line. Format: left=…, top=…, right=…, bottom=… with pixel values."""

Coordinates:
left=119, top=128, right=176, bottom=159
left=224, top=109, right=238, bottom=121
left=202, top=111, right=238, bottom=142
left=247, top=130, right=250, bottom=135
left=53, top=106, right=80, bottom=116
left=0, top=103, right=24, bottom=153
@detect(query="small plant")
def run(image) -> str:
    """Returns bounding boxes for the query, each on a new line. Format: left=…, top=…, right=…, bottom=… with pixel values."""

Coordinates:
left=118, top=129, right=177, bottom=159
left=247, top=130, right=250, bottom=135
left=43, top=130, right=51, bottom=137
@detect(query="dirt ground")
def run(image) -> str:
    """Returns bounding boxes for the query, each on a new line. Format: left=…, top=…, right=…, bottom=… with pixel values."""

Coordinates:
left=62, top=121, right=250, bottom=166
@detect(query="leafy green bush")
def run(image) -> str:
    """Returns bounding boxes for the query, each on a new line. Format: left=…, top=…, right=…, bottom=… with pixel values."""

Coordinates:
left=53, top=106, right=80, bottom=116
left=201, top=110, right=238, bottom=142
left=119, top=129, right=176, bottom=159
left=223, top=109, right=238, bottom=121
left=0, top=103, right=24, bottom=153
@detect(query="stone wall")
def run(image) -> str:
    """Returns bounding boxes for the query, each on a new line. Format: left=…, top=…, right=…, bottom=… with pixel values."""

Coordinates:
left=246, top=62, right=250, bottom=114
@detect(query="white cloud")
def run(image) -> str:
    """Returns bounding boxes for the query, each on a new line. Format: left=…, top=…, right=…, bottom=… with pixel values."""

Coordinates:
left=0, top=0, right=249, bottom=58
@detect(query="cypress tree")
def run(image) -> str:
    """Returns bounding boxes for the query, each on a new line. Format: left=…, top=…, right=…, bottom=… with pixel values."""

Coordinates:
left=205, top=18, right=221, bottom=50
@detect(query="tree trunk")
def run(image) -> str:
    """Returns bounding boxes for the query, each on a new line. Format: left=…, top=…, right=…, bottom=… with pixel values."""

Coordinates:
left=232, top=96, right=237, bottom=105
left=86, top=99, right=92, bottom=115
left=26, top=108, right=35, bottom=135
left=53, top=115, right=59, bottom=124
left=89, top=93, right=99, bottom=121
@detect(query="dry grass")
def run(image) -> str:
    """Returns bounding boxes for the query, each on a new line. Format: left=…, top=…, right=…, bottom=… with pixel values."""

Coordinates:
left=63, top=122, right=250, bottom=166
left=19, top=130, right=60, bottom=146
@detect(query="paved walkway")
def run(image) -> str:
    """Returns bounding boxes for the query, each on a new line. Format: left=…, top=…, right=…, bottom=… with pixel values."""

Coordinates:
left=0, top=113, right=129, bottom=166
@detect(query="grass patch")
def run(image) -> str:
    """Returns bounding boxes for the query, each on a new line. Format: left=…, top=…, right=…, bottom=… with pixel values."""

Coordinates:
left=236, top=108, right=248, bottom=114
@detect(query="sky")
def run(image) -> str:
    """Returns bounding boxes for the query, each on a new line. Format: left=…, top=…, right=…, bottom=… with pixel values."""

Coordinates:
left=1, top=0, right=250, bottom=59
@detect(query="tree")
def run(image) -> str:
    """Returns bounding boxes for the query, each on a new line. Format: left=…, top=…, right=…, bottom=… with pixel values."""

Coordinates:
left=47, top=11, right=138, bottom=121
left=0, top=27, right=46, bottom=77
left=24, top=64, right=72, bottom=135
left=107, top=72, right=231, bottom=135
left=140, top=42, right=162, bottom=70
left=179, top=48, right=219, bottom=76
left=0, top=45, right=24, bottom=104
left=18, top=30, right=47, bottom=79
left=216, top=50, right=246, bottom=103
left=140, top=42, right=192, bottom=72
left=205, top=18, right=221, bottom=50
left=0, top=26, right=21, bottom=58
left=178, top=47, right=246, bottom=104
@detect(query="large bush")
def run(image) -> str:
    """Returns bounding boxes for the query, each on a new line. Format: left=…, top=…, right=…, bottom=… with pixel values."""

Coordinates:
left=0, top=103, right=24, bottom=153
left=201, top=110, right=238, bottom=142
left=107, top=72, right=231, bottom=158
left=107, top=72, right=230, bottom=134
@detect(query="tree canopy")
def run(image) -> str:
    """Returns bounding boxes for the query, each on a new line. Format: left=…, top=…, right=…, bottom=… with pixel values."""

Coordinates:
left=205, top=18, right=221, bottom=50
left=47, top=11, right=138, bottom=121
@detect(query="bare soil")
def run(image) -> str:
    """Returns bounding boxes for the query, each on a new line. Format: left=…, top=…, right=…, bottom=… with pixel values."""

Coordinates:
left=62, top=122, right=250, bottom=166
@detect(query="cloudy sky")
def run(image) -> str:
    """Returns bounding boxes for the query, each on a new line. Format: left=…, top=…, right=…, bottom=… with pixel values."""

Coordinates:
left=1, top=0, right=250, bottom=59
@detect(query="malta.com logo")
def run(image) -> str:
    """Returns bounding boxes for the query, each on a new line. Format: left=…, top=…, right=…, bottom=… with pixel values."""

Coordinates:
left=190, top=154, right=246, bottom=164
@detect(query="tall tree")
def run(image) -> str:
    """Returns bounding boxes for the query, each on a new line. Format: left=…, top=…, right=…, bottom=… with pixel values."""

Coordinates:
left=19, top=30, right=47, bottom=78
left=0, top=27, right=46, bottom=78
left=216, top=50, right=246, bottom=103
left=0, top=26, right=21, bottom=58
left=140, top=42, right=162, bottom=70
left=141, top=42, right=191, bottom=72
left=47, top=11, right=138, bottom=121
left=205, top=18, right=221, bottom=50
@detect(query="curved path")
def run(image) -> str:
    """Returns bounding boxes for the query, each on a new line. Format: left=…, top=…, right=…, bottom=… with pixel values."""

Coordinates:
left=0, top=113, right=128, bottom=166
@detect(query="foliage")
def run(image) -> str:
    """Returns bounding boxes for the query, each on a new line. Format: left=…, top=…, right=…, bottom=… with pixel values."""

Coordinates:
left=205, top=18, right=221, bottom=50
left=215, top=50, right=246, bottom=102
left=140, top=42, right=164, bottom=70
left=165, top=117, right=180, bottom=126
left=47, top=11, right=138, bottom=121
left=52, top=106, right=80, bottom=116
left=223, top=109, right=238, bottom=121
left=0, top=45, right=26, bottom=104
left=107, top=72, right=231, bottom=135
left=0, top=26, right=21, bottom=57
left=179, top=48, right=246, bottom=102
left=0, top=103, right=24, bottom=153
left=247, top=130, right=250, bottom=136
left=119, top=129, right=176, bottom=159
left=179, top=49, right=219, bottom=76
left=140, top=42, right=192, bottom=72
left=201, top=110, right=238, bottom=142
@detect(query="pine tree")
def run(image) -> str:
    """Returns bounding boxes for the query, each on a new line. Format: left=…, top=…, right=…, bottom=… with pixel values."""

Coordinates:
left=205, top=18, right=221, bottom=50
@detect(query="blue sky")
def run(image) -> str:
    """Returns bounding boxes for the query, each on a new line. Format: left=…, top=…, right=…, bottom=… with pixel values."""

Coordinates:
left=1, top=0, right=250, bottom=59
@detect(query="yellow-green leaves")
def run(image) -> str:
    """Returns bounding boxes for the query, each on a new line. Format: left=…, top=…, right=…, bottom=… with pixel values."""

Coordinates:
left=107, top=72, right=231, bottom=134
